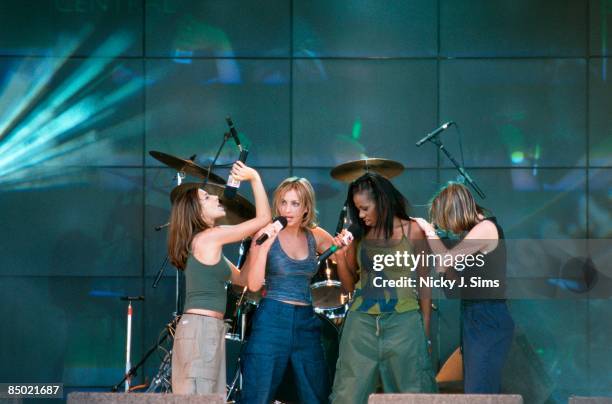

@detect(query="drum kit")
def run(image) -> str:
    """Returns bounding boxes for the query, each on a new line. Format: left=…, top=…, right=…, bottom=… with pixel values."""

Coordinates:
left=143, top=150, right=405, bottom=400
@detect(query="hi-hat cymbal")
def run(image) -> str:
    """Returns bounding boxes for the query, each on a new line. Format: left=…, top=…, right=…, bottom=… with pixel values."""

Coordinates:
left=330, top=158, right=404, bottom=182
left=170, top=182, right=255, bottom=225
left=150, top=150, right=226, bottom=184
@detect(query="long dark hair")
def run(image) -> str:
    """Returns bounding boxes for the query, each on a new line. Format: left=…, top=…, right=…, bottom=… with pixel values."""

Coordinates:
left=346, top=173, right=411, bottom=240
left=168, top=187, right=209, bottom=270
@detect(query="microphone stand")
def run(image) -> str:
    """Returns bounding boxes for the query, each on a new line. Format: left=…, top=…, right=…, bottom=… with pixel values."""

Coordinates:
left=205, top=131, right=232, bottom=187
left=151, top=257, right=180, bottom=317
left=112, top=296, right=144, bottom=392
left=427, top=135, right=486, bottom=199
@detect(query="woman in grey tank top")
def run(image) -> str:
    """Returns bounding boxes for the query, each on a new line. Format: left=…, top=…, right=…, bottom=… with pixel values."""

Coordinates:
left=239, top=177, right=339, bottom=404
left=167, top=162, right=271, bottom=395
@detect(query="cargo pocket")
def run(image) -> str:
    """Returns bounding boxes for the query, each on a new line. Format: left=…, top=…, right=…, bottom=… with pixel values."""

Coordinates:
left=173, top=319, right=199, bottom=377
left=186, top=320, right=222, bottom=379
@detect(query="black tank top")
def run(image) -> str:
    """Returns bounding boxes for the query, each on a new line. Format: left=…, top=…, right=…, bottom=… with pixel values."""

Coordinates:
left=444, top=217, right=507, bottom=301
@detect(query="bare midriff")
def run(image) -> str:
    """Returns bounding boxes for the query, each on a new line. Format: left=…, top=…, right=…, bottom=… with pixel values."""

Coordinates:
left=185, top=308, right=224, bottom=319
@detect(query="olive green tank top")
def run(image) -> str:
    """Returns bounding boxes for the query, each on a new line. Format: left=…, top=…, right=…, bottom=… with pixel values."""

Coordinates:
left=184, top=254, right=232, bottom=313
left=350, top=227, right=420, bottom=314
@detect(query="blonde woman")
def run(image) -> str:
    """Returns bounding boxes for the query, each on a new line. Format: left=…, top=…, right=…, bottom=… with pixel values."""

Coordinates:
left=240, top=177, right=337, bottom=404
left=167, top=161, right=271, bottom=395
left=413, top=182, right=514, bottom=393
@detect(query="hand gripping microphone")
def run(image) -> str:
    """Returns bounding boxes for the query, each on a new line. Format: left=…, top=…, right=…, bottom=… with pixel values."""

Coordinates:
left=317, top=224, right=359, bottom=264
left=223, top=148, right=249, bottom=199
left=256, top=216, right=288, bottom=245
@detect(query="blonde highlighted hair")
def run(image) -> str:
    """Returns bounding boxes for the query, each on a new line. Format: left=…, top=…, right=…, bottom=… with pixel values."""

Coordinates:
left=272, top=177, right=317, bottom=228
left=429, top=182, right=483, bottom=233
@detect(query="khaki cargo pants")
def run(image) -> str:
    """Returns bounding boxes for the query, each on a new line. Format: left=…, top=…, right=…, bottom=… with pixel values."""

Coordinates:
left=171, top=313, right=227, bottom=395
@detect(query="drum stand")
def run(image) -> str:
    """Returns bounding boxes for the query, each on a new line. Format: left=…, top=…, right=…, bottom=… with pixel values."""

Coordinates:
left=145, top=250, right=182, bottom=392
left=226, top=300, right=252, bottom=402
left=226, top=354, right=243, bottom=402
left=144, top=317, right=177, bottom=392
left=226, top=240, right=252, bottom=402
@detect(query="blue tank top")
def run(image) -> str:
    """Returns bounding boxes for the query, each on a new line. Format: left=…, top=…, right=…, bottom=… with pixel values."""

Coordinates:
left=264, top=228, right=318, bottom=304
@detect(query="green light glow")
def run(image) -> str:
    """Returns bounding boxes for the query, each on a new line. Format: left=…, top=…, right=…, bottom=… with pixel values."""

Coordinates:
left=352, top=117, right=362, bottom=140
left=511, top=151, right=524, bottom=164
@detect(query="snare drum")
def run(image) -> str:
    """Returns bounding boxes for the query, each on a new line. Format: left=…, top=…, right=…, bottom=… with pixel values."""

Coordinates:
left=311, top=280, right=348, bottom=319
left=311, top=259, right=350, bottom=319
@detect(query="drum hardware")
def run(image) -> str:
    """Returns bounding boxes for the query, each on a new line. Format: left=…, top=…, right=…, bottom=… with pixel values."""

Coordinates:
left=112, top=313, right=177, bottom=393
left=149, top=150, right=226, bottom=185
left=144, top=317, right=178, bottom=393
left=224, top=283, right=260, bottom=402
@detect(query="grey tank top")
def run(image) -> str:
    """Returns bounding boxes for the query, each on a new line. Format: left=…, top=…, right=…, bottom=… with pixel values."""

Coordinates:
left=264, top=228, right=318, bottom=304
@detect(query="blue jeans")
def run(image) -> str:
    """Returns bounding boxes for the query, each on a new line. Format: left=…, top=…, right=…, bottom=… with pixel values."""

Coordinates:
left=462, top=301, right=514, bottom=393
left=240, top=298, right=330, bottom=404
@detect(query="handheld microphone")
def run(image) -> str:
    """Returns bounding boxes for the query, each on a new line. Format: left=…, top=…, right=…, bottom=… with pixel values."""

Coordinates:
left=318, top=245, right=339, bottom=264
left=224, top=148, right=249, bottom=199
left=256, top=216, right=288, bottom=245
left=416, top=121, right=455, bottom=147
left=317, top=224, right=358, bottom=264
left=226, top=116, right=242, bottom=148
left=236, top=237, right=252, bottom=268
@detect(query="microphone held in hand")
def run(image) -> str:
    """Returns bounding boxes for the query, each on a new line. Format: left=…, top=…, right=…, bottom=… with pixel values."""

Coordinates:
left=317, top=224, right=359, bottom=265
left=317, top=245, right=339, bottom=264
left=256, top=216, right=288, bottom=245
left=236, top=237, right=252, bottom=268
left=224, top=149, right=249, bottom=199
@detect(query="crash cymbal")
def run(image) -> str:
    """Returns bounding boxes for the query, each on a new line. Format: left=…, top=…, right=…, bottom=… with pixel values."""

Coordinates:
left=330, top=158, right=404, bottom=182
left=149, top=150, right=225, bottom=184
left=170, top=182, right=255, bottom=225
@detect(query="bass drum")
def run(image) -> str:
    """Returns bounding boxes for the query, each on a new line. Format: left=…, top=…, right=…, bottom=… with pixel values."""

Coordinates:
left=274, top=313, right=341, bottom=402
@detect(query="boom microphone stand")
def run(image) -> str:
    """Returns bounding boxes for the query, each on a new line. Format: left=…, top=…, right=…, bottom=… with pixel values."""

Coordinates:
left=418, top=123, right=486, bottom=199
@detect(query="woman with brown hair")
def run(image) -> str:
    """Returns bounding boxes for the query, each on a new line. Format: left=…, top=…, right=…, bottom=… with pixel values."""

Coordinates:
left=167, top=161, right=271, bottom=395
left=239, top=177, right=338, bottom=404
left=412, top=182, right=514, bottom=393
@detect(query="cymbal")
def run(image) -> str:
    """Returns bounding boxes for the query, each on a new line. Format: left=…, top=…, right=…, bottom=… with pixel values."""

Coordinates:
left=330, top=158, right=404, bottom=182
left=170, top=182, right=255, bottom=225
left=150, top=151, right=226, bottom=184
